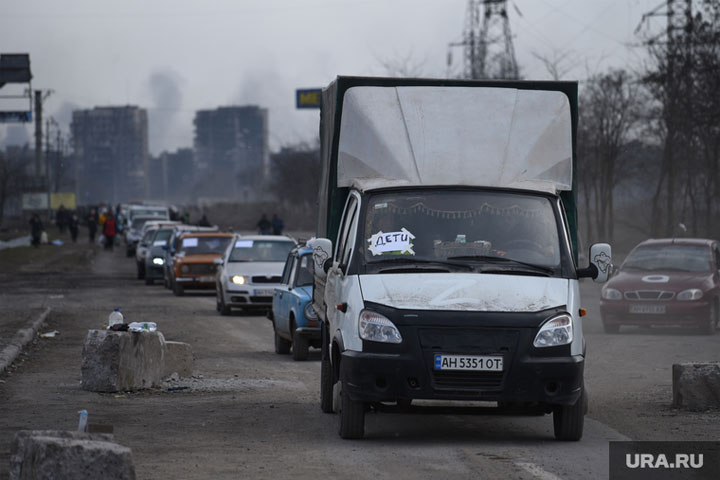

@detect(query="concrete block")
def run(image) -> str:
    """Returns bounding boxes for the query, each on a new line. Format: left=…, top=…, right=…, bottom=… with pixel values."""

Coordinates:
left=9, top=430, right=135, bottom=480
left=81, top=330, right=165, bottom=392
left=163, top=341, right=194, bottom=377
left=672, top=362, right=720, bottom=410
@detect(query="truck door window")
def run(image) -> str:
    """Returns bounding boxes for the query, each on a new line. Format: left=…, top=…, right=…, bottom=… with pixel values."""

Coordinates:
left=336, top=196, right=359, bottom=271
left=281, top=254, right=295, bottom=285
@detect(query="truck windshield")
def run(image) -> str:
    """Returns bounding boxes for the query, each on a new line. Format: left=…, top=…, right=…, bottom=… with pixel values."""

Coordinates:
left=362, top=190, right=562, bottom=269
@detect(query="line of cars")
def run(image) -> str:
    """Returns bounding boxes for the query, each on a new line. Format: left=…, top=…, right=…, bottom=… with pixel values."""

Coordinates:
left=125, top=218, right=318, bottom=358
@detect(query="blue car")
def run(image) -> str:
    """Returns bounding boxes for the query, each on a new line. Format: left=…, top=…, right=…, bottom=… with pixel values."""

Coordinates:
left=270, top=245, right=320, bottom=360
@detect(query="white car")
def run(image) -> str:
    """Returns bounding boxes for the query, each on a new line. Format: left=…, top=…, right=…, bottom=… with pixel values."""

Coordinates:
left=216, top=235, right=297, bottom=315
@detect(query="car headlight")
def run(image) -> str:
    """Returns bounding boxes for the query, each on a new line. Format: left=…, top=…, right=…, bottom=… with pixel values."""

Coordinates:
left=232, top=275, right=248, bottom=285
left=152, top=257, right=164, bottom=266
left=601, top=287, right=622, bottom=300
left=677, top=288, right=703, bottom=301
left=533, top=314, right=573, bottom=348
left=304, top=302, right=317, bottom=320
left=180, top=264, right=189, bottom=274
left=358, top=310, right=402, bottom=344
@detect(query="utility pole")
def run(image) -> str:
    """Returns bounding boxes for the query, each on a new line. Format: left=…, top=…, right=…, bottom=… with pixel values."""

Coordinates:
left=34, top=90, right=42, bottom=177
left=448, top=0, right=519, bottom=80
left=46, top=118, right=51, bottom=220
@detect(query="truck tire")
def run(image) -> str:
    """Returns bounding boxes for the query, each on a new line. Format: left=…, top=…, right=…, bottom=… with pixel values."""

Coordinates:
left=274, top=328, right=291, bottom=354
left=292, top=324, right=309, bottom=361
left=339, top=373, right=365, bottom=439
left=553, top=388, right=585, bottom=441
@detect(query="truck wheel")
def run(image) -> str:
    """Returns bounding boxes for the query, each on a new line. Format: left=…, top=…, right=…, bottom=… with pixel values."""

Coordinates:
left=553, top=388, right=585, bottom=441
left=274, top=328, right=291, bottom=354
left=339, top=373, right=365, bottom=439
left=602, top=322, right=619, bottom=334
left=292, top=326, right=309, bottom=361
left=173, top=282, right=184, bottom=297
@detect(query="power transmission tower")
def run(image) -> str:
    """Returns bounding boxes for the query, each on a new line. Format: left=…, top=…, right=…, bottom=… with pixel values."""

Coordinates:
left=448, top=0, right=519, bottom=80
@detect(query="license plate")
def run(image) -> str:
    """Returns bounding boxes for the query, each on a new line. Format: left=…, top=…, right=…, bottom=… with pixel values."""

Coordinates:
left=629, top=304, right=666, bottom=314
left=434, top=354, right=503, bottom=372
left=199, top=276, right=215, bottom=283
left=254, top=288, right=275, bottom=296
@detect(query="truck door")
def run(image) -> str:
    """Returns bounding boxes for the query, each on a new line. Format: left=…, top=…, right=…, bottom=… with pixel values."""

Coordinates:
left=325, top=192, right=362, bottom=352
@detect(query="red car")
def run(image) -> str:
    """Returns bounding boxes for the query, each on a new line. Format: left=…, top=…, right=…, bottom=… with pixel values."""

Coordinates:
left=600, top=238, right=720, bottom=334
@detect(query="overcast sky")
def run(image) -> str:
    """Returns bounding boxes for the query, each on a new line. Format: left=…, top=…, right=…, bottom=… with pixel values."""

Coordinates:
left=0, top=0, right=664, bottom=155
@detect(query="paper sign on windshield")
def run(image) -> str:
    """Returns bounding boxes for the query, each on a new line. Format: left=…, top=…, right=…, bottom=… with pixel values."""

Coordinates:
left=235, top=240, right=254, bottom=248
left=153, top=240, right=166, bottom=247
left=368, top=228, right=415, bottom=256
left=182, top=238, right=198, bottom=248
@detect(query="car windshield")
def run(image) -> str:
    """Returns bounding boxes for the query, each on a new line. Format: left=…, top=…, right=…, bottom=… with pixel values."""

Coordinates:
left=229, top=240, right=295, bottom=262
left=132, top=218, right=152, bottom=230
left=623, top=245, right=711, bottom=272
left=141, top=229, right=156, bottom=244
left=362, top=190, right=562, bottom=269
left=178, top=236, right=233, bottom=255
left=152, top=229, right=173, bottom=245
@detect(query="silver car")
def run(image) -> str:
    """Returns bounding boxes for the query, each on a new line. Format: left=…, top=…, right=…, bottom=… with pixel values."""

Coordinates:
left=216, top=235, right=296, bottom=315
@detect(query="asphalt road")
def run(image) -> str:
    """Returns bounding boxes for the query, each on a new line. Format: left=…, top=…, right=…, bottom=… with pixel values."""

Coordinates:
left=1, top=241, right=719, bottom=479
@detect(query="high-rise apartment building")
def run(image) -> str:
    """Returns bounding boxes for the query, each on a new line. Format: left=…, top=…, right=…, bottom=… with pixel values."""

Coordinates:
left=72, top=106, right=148, bottom=205
left=193, top=105, right=269, bottom=199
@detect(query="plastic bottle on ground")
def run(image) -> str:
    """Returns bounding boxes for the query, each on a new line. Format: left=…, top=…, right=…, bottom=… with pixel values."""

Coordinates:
left=108, top=308, right=123, bottom=328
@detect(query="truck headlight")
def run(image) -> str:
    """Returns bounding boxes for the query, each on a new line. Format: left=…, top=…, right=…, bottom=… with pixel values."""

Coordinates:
left=180, top=264, right=189, bottom=274
left=601, top=287, right=622, bottom=300
left=677, top=288, right=703, bottom=301
left=232, top=275, right=248, bottom=285
left=533, top=314, right=573, bottom=348
left=152, top=257, right=164, bottom=266
left=304, top=302, right=317, bottom=320
left=358, top=310, right=402, bottom=344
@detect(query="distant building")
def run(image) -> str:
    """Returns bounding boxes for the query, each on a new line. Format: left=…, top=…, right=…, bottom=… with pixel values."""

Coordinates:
left=193, top=105, right=269, bottom=200
left=71, top=106, right=148, bottom=205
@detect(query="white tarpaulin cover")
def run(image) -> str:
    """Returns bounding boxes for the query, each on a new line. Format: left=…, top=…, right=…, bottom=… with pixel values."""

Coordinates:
left=337, top=86, right=572, bottom=194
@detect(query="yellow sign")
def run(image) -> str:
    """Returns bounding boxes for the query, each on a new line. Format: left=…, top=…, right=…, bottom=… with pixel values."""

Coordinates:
left=50, top=192, right=76, bottom=210
left=296, top=88, right=322, bottom=109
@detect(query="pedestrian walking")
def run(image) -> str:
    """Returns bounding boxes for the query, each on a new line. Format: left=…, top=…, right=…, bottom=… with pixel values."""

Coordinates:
left=29, top=213, right=44, bottom=247
left=87, top=208, right=98, bottom=243
left=198, top=214, right=211, bottom=227
left=256, top=214, right=271, bottom=235
left=69, top=211, right=79, bottom=243
left=271, top=214, right=284, bottom=235
left=103, top=212, right=117, bottom=250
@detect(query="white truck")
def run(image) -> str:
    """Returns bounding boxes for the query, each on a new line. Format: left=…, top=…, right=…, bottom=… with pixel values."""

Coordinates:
left=310, top=77, right=612, bottom=440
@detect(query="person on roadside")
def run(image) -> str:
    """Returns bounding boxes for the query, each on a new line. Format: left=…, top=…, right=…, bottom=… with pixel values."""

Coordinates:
left=198, top=214, right=211, bottom=227
left=271, top=214, right=284, bottom=235
left=69, top=211, right=79, bottom=243
left=29, top=213, right=44, bottom=247
left=103, top=212, right=117, bottom=250
left=87, top=208, right=98, bottom=243
left=256, top=214, right=271, bottom=235
left=56, top=205, right=67, bottom=234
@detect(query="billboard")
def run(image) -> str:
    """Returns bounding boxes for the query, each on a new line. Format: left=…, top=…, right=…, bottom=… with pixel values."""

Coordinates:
left=22, top=193, right=48, bottom=210
left=50, top=192, right=77, bottom=209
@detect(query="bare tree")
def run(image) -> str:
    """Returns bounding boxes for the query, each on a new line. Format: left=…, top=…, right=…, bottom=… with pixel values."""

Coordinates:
left=577, top=70, right=641, bottom=243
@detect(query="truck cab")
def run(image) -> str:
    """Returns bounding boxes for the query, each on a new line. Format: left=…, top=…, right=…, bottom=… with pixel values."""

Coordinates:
left=310, top=77, right=611, bottom=440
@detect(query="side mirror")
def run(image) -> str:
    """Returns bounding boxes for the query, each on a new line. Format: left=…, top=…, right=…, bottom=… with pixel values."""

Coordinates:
left=578, top=243, right=612, bottom=283
left=162, top=245, right=168, bottom=251
left=308, top=238, right=333, bottom=280
left=213, top=257, right=224, bottom=266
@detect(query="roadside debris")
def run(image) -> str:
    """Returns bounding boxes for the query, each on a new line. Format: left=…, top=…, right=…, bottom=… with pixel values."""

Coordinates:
left=40, top=330, right=60, bottom=338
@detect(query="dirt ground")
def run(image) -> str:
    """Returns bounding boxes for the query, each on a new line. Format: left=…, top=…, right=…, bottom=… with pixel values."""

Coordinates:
left=1, top=235, right=719, bottom=479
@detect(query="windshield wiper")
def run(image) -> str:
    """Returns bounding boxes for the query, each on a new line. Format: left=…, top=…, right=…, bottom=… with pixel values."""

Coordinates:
left=368, top=257, right=474, bottom=271
left=446, top=255, right=554, bottom=276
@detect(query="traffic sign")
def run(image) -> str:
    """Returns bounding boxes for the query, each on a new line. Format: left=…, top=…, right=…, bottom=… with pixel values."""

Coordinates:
left=0, top=111, right=32, bottom=123
left=296, top=88, right=322, bottom=109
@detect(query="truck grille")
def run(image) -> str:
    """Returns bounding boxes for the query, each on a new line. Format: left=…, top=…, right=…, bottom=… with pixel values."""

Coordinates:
left=625, top=290, right=674, bottom=300
left=431, top=371, right=504, bottom=390
left=187, top=263, right=216, bottom=275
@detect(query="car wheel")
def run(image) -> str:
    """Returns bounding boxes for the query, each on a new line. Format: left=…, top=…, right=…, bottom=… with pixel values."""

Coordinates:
left=136, top=263, right=145, bottom=280
left=703, top=300, right=718, bottom=335
left=274, top=328, right=291, bottom=354
left=339, top=371, right=365, bottom=440
left=145, top=276, right=153, bottom=286
left=292, top=324, right=309, bottom=361
left=126, top=249, right=132, bottom=258
left=217, top=289, right=231, bottom=316
left=602, top=322, right=620, bottom=334
left=173, top=282, right=184, bottom=297
left=320, top=327, right=334, bottom=414
left=553, top=387, right=585, bottom=441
